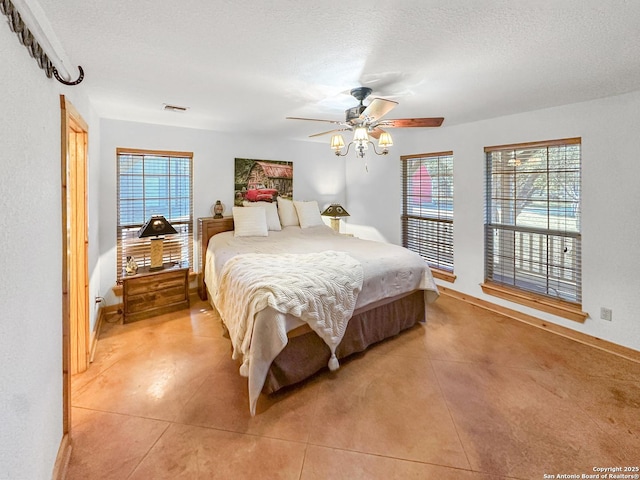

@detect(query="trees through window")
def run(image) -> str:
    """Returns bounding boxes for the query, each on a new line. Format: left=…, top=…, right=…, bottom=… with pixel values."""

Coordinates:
left=401, top=151, right=454, bottom=275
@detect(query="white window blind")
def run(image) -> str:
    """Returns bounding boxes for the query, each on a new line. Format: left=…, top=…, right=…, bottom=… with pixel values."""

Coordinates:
left=484, top=138, right=581, bottom=303
left=116, top=148, right=193, bottom=280
left=401, top=151, right=454, bottom=272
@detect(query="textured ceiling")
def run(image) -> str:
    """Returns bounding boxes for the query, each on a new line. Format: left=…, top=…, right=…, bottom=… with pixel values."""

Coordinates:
left=34, top=0, right=640, bottom=140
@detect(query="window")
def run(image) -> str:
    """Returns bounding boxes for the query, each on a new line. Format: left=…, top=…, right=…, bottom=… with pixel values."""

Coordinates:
left=483, top=138, right=583, bottom=319
left=401, top=151, right=454, bottom=279
left=116, top=148, right=193, bottom=280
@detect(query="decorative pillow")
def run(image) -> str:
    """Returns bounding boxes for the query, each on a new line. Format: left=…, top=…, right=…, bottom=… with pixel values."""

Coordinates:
left=232, top=206, right=268, bottom=237
left=277, top=197, right=300, bottom=227
left=242, top=201, right=282, bottom=231
left=294, top=200, right=324, bottom=228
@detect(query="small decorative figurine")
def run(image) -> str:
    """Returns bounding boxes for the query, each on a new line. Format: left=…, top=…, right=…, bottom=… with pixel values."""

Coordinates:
left=212, top=200, right=225, bottom=219
left=125, top=256, right=138, bottom=275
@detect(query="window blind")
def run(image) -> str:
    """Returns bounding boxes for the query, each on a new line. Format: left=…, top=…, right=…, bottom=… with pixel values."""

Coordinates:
left=401, top=151, right=454, bottom=272
left=116, top=148, right=193, bottom=281
left=484, top=138, right=581, bottom=303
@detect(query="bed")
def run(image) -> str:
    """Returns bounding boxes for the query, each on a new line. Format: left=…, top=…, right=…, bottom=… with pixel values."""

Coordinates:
left=198, top=202, right=439, bottom=414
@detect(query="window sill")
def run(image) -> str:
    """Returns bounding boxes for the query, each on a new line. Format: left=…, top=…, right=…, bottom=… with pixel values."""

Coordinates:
left=480, top=281, right=587, bottom=323
left=431, top=268, right=457, bottom=283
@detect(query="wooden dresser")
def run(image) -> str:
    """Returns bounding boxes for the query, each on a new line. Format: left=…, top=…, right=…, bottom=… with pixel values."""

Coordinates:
left=122, top=262, right=190, bottom=323
left=198, top=216, right=234, bottom=300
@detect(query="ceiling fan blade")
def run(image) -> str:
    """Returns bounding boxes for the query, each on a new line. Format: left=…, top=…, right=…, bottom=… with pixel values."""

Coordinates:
left=368, top=127, right=385, bottom=140
left=378, top=117, right=445, bottom=128
left=309, top=127, right=351, bottom=138
left=286, top=116, right=343, bottom=125
left=359, top=98, right=398, bottom=123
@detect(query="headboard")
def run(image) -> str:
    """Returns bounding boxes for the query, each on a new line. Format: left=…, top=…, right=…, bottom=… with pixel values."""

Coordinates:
left=197, top=216, right=234, bottom=300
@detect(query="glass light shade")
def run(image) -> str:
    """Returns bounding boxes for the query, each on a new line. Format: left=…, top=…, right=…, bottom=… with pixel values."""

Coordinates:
left=378, top=131, right=393, bottom=148
left=353, top=126, right=369, bottom=143
left=330, top=134, right=345, bottom=150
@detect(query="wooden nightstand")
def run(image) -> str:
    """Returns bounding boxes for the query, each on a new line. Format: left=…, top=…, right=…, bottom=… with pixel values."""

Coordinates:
left=122, top=262, right=190, bottom=323
left=197, top=216, right=234, bottom=300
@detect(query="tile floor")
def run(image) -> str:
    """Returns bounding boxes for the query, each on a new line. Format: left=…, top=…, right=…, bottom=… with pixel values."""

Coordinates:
left=66, top=294, right=640, bottom=480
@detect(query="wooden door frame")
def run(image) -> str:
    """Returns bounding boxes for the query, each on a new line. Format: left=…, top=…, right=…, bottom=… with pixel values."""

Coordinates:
left=60, top=95, right=89, bottom=436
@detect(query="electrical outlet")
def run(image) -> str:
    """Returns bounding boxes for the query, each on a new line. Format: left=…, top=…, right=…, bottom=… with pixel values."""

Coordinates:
left=94, top=296, right=105, bottom=309
left=600, top=307, right=612, bottom=321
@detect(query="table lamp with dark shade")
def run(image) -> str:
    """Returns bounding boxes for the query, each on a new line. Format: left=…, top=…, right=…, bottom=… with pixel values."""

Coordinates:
left=321, top=204, right=350, bottom=233
left=138, top=215, right=178, bottom=270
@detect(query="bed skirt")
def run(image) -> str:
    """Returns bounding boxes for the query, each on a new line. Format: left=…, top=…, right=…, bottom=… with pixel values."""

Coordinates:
left=262, top=289, right=425, bottom=394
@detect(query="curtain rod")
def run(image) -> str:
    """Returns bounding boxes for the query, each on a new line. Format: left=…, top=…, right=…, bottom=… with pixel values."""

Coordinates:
left=1, top=0, right=84, bottom=85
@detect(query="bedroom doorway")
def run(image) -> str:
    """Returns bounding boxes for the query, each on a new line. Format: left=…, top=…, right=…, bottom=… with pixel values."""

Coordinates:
left=60, top=95, right=89, bottom=437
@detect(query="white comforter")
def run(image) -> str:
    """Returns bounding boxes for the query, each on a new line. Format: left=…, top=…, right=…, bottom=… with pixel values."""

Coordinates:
left=205, top=225, right=439, bottom=414
left=216, top=250, right=363, bottom=378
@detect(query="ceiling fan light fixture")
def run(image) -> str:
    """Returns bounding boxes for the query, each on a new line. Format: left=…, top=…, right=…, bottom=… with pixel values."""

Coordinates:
left=378, top=131, right=393, bottom=148
left=353, top=126, right=369, bottom=143
left=330, top=134, right=345, bottom=150
left=329, top=127, right=391, bottom=158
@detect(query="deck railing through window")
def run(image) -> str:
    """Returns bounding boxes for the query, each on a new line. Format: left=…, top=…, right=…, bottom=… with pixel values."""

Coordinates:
left=485, top=225, right=581, bottom=303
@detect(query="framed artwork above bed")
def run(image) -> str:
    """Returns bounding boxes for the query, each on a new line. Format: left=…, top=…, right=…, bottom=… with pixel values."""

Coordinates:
left=234, top=158, right=293, bottom=206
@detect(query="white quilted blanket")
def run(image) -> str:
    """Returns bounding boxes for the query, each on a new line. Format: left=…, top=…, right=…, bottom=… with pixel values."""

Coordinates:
left=214, top=250, right=364, bottom=384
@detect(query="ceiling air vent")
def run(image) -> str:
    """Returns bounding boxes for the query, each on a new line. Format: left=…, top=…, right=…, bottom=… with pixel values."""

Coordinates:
left=162, top=103, right=189, bottom=112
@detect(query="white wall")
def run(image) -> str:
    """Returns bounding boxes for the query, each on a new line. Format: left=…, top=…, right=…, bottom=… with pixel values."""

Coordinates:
left=347, top=91, right=640, bottom=352
left=98, top=119, right=346, bottom=303
left=0, top=22, right=100, bottom=480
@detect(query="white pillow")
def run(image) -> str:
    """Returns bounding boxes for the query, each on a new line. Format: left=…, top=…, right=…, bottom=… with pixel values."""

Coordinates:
left=242, top=201, right=282, bottom=231
left=232, top=206, right=268, bottom=237
left=277, top=197, right=299, bottom=227
left=294, top=200, right=324, bottom=228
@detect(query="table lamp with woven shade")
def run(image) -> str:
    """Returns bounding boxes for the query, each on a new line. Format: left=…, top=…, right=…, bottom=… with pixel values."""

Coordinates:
left=138, top=215, right=178, bottom=270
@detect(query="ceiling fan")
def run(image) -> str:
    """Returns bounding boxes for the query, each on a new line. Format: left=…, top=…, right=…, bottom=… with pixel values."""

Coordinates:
left=286, top=87, right=444, bottom=157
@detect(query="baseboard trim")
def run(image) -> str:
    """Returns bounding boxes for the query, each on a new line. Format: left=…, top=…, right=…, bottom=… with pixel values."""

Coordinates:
left=89, top=304, right=121, bottom=362
left=51, top=433, right=71, bottom=480
left=438, top=285, right=640, bottom=364
left=89, top=308, right=104, bottom=363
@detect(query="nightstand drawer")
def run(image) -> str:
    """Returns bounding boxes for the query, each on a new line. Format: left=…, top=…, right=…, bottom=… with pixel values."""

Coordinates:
left=126, top=271, right=187, bottom=295
left=126, top=285, right=188, bottom=313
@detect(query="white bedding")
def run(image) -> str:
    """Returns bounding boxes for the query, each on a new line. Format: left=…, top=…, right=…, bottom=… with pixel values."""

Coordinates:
left=204, top=225, right=439, bottom=414
left=216, top=250, right=363, bottom=375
